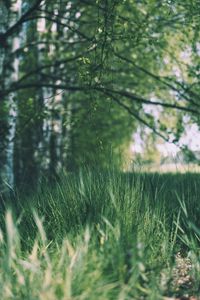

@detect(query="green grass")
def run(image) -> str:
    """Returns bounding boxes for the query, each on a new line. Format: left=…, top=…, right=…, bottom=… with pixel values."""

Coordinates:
left=0, top=170, right=200, bottom=299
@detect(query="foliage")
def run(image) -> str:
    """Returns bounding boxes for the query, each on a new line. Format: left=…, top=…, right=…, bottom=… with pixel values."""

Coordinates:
left=1, top=0, right=200, bottom=186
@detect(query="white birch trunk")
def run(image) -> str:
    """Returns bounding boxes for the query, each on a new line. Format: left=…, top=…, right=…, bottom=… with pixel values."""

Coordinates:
left=6, top=0, right=22, bottom=187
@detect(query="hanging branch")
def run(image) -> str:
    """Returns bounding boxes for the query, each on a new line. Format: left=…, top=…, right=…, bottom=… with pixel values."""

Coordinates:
left=114, top=52, right=200, bottom=108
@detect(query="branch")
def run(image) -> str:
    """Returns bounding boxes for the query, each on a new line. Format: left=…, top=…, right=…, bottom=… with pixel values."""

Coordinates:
left=9, top=39, right=88, bottom=58
left=114, top=52, right=200, bottom=108
left=24, top=15, right=93, bottom=41
left=2, top=0, right=44, bottom=40
left=16, top=51, right=92, bottom=84
left=95, top=87, right=199, bottom=115
left=0, top=83, right=89, bottom=98
left=102, top=91, right=170, bottom=142
left=1, top=80, right=199, bottom=116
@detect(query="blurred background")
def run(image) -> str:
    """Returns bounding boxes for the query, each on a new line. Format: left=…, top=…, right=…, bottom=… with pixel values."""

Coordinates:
left=1, top=0, right=200, bottom=190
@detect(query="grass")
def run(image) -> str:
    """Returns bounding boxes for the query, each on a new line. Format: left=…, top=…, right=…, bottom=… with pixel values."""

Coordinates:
left=0, top=169, right=200, bottom=299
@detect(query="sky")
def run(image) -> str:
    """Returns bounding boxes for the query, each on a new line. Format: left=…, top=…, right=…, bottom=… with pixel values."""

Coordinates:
left=132, top=122, right=200, bottom=158
left=157, top=123, right=200, bottom=156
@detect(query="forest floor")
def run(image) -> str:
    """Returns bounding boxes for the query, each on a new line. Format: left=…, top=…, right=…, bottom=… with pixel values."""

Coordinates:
left=0, top=170, right=200, bottom=299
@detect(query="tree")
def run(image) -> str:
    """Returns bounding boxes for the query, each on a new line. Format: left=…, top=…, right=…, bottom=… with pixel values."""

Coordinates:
left=0, top=0, right=200, bottom=188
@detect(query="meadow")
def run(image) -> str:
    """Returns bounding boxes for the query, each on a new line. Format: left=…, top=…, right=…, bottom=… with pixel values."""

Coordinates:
left=0, top=170, right=200, bottom=299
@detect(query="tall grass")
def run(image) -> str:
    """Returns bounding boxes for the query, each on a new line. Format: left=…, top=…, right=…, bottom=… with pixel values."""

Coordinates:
left=0, top=170, right=200, bottom=299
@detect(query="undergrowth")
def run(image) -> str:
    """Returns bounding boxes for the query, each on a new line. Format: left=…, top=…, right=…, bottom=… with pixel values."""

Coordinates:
left=0, top=170, right=200, bottom=299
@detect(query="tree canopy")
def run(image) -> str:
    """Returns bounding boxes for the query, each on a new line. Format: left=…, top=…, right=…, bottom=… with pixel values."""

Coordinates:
left=0, top=0, right=200, bottom=188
